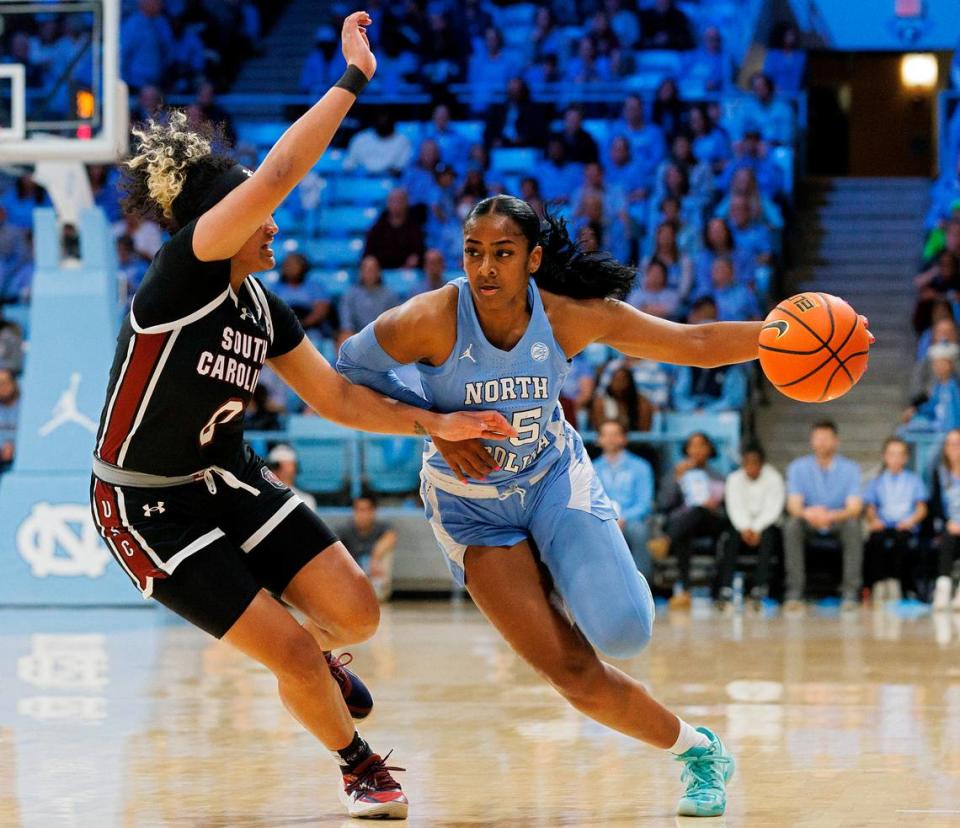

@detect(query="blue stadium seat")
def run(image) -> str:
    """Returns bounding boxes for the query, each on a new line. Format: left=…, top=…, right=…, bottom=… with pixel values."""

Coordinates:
left=633, top=50, right=684, bottom=76
left=582, top=119, right=612, bottom=149
left=382, top=268, right=422, bottom=297
left=450, top=121, right=484, bottom=144
left=235, top=121, right=287, bottom=148
left=314, top=149, right=345, bottom=173
left=288, top=415, right=358, bottom=495
left=361, top=436, right=422, bottom=494
left=302, top=238, right=365, bottom=269
left=490, top=147, right=539, bottom=175
left=319, top=205, right=379, bottom=237
left=396, top=121, right=425, bottom=147
left=313, top=269, right=353, bottom=298
left=330, top=177, right=393, bottom=206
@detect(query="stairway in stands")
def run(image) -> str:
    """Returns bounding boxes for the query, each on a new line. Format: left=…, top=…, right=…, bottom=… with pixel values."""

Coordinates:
left=232, top=1, right=316, bottom=114
left=756, top=177, right=927, bottom=470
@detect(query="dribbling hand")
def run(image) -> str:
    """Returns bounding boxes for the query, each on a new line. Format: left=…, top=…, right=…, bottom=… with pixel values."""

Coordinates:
left=341, top=11, right=377, bottom=80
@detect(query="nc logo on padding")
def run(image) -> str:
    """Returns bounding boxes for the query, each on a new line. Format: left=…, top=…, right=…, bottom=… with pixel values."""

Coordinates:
left=17, top=502, right=108, bottom=578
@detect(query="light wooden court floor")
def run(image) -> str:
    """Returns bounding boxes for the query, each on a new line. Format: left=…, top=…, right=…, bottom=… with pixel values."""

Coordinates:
left=2, top=600, right=960, bottom=827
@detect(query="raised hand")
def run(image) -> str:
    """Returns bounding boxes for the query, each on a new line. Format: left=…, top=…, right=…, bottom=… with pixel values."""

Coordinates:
left=341, top=11, right=377, bottom=80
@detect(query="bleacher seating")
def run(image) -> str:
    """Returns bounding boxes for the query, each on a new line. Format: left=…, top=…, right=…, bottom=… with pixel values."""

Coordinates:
left=287, top=415, right=358, bottom=496
left=361, top=436, right=422, bottom=494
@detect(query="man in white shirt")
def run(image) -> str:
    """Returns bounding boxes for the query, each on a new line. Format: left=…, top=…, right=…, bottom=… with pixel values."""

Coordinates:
left=718, top=443, right=785, bottom=608
left=343, top=112, right=413, bottom=175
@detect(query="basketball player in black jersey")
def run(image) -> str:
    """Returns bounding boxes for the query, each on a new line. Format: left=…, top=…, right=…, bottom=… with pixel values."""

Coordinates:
left=89, top=12, right=513, bottom=820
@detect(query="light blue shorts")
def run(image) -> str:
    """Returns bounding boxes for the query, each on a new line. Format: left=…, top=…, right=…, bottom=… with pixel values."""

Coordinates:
left=420, top=425, right=655, bottom=659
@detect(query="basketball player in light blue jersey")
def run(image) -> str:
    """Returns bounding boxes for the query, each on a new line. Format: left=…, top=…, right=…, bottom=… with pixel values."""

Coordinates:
left=337, top=195, right=762, bottom=817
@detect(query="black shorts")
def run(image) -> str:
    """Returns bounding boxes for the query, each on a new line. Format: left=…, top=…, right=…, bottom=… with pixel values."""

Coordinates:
left=90, top=448, right=338, bottom=638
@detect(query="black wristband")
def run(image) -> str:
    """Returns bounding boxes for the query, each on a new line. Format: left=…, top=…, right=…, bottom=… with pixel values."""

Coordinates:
left=334, top=64, right=369, bottom=97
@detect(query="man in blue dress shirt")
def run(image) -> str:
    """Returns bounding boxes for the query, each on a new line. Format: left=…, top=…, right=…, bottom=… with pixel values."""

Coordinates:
left=593, top=420, right=656, bottom=579
left=783, top=420, right=863, bottom=609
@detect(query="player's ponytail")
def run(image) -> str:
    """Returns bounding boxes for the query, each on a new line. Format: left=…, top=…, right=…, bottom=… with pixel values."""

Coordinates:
left=121, top=109, right=236, bottom=228
left=465, top=195, right=636, bottom=300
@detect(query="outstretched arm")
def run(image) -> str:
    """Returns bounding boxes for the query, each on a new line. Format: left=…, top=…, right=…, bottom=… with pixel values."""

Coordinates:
left=193, top=12, right=376, bottom=261
left=270, top=338, right=514, bottom=442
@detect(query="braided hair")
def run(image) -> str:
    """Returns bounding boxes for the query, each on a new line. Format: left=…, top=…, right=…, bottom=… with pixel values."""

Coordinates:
left=465, top=195, right=636, bottom=300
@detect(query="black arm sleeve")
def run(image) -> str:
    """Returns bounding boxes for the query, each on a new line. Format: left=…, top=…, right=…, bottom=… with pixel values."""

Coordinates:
left=131, top=219, right=231, bottom=329
left=263, top=284, right=307, bottom=358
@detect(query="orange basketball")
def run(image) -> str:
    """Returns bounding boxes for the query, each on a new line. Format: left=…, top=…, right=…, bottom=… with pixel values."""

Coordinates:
left=758, top=292, right=871, bottom=403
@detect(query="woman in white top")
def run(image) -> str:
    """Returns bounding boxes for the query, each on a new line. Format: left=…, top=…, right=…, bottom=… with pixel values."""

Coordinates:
left=718, top=442, right=785, bottom=608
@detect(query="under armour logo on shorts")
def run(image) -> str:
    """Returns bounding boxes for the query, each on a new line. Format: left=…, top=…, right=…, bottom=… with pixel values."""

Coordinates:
left=142, top=502, right=165, bottom=517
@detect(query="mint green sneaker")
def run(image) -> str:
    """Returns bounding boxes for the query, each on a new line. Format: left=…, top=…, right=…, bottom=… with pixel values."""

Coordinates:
left=675, top=727, right=735, bottom=817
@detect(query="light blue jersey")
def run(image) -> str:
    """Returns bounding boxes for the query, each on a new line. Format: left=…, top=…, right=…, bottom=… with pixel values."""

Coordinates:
left=417, top=277, right=571, bottom=486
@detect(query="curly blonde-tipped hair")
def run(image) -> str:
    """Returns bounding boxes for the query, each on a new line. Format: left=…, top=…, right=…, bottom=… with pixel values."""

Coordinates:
left=126, top=110, right=212, bottom=218
left=121, top=109, right=235, bottom=229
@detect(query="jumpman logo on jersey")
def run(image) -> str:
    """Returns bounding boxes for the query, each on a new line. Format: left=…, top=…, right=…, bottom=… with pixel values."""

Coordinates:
left=38, top=373, right=98, bottom=437
left=142, top=503, right=165, bottom=517
left=459, top=344, right=476, bottom=363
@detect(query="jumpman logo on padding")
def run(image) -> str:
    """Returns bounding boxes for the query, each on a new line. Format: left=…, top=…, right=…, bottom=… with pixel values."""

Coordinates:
left=38, top=373, right=97, bottom=437
left=459, top=344, right=476, bottom=363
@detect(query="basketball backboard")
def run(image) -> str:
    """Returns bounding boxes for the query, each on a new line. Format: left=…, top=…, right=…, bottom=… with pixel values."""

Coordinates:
left=0, top=0, right=126, bottom=163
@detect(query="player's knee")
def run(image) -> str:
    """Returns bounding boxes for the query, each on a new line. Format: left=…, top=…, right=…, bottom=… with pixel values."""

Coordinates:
left=540, top=649, right=604, bottom=701
left=345, top=593, right=380, bottom=643
left=272, top=626, right=328, bottom=683
left=585, top=602, right=654, bottom=659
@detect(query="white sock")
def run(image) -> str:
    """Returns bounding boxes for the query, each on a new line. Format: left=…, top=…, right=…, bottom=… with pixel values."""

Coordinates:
left=668, top=719, right=711, bottom=755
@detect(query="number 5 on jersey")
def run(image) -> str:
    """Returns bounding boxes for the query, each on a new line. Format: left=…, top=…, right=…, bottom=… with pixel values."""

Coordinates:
left=510, top=407, right=542, bottom=447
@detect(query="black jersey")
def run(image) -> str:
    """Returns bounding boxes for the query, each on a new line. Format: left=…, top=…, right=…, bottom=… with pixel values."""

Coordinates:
left=94, top=219, right=304, bottom=475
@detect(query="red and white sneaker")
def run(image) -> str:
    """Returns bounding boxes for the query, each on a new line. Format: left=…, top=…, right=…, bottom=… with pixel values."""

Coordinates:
left=339, top=751, right=408, bottom=819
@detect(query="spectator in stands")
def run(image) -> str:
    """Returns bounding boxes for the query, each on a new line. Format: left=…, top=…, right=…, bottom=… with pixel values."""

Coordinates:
left=0, top=369, right=18, bottom=469
left=783, top=420, right=863, bottom=610
left=525, top=51, right=563, bottom=88
left=117, top=213, right=163, bottom=262
left=719, top=442, right=785, bottom=608
left=654, top=196, right=697, bottom=254
left=717, top=165, right=784, bottom=229
left=484, top=78, right=547, bottom=149
left=344, top=112, right=413, bottom=175
left=459, top=168, right=489, bottom=203
left=699, top=257, right=761, bottom=322
left=244, top=384, right=281, bottom=433
left=606, top=135, right=652, bottom=210
left=467, top=27, right=519, bottom=113
left=863, top=437, right=927, bottom=603
left=364, top=188, right=425, bottom=269
left=194, top=80, right=235, bottom=145
left=339, top=256, right=401, bottom=345
left=728, top=194, right=774, bottom=267
left=597, top=356, right=674, bottom=418
left=591, top=364, right=651, bottom=432
left=644, top=222, right=693, bottom=297
left=915, top=298, right=955, bottom=353
left=565, top=37, right=613, bottom=85
left=457, top=0, right=494, bottom=52
left=639, top=0, right=694, bottom=51
left=684, top=26, right=733, bottom=93
left=651, top=78, right=687, bottom=138
left=656, top=432, right=726, bottom=610
left=120, top=0, right=174, bottom=91
left=422, top=104, right=468, bottom=170
left=764, top=23, right=806, bottom=94
left=130, top=85, right=164, bottom=124
left=299, top=25, right=338, bottom=97
left=689, top=103, right=733, bottom=174
left=117, top=235, right=148, bottom=298
left=536, top=137, right=583, bottom=205
left=559, top=352, right=595, bottom=426
left=274, top=252, right=337, bottom=340
left=587, top=10, right=620, bottom=58
left=901, top=343, right=960, bottom=433
left=411, top=248, right=448, bottom=296
left=627, top=258, right=680, bottom=320
left=605, top=0, right=640, bottom=49
left=720, top=131, right=786, bottom=203
left=402, top=139, right=441, bottom=222
left=519, top=176, right=546, bottom=217
left=2, top=175, right=49, bottom=231
left=656, top=133, right=714, bottom=201
left=421, top=4, right=465, bottom=89
left=929, top=428, right=960, bottom=610
left=168, top=14, right=207, bottom=92
left=0, top=310, right=23, bottom=375
left=616, top=95, right=667, bottom=180
left=915, top=235, right=960, bottom=310
left=695, top=217, right=737, bottom=296
left=337, top=494, right=398, bottom=602
left=88, top=165, right=123, bottom=223
left=531, top=5, right=564, bottom=61
left=739, top=73, right=795, bottom=146
left=594, top=419, right=656, bottom=580
left=910, top=318, right=959, bottom=401
left=267, top=444, right=317, bottom=511
left=555, top=106, right=599, bottom=164
left=648, top=164, right=694, bottom=242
